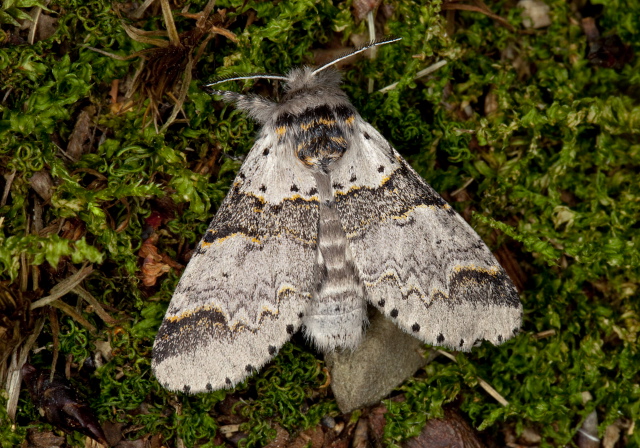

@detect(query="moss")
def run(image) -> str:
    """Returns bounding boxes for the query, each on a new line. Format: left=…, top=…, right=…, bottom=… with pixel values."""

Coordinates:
left=1, top=0, right=639, bottom=446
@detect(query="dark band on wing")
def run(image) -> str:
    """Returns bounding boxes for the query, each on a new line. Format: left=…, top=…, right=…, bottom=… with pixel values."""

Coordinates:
left=153, top=299, right=302, bottom=364
left=196, top=192, right=320, bottom=253
left=153, top=307, right=241, bottom=365
left=442, top=267, right=519, bottom=307
left=335, top=161, right=454, bottom=238
left=371, top=266, right=519, bottom=308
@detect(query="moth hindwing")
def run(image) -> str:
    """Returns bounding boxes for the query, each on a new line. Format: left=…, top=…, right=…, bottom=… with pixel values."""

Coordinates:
left=152, top=38, right=522, bottom=393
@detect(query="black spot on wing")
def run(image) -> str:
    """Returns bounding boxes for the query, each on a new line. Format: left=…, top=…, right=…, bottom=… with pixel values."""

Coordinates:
left=183, top=385, right=190, bottom=393
left=263, top=147, right=270, bottom=156
left=245, top=364, right=254, bottom=373
left=286, top=324, right=294, bottom=334
left=206, top=383, right=212, bottom=391
left=378, top=299, right=385, bottom=307
left=437, top=333, right=445, bottom=343
left=268, top=345, right=276, bottom=355
left=390, top=309, right=398, bottom=318
left=225, top=377, right=232, bottom=385
left=411, top=323, right=420, bottom=332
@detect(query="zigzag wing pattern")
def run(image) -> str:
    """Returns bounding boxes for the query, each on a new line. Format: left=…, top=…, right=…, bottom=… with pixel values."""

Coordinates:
left=152, top=133, right=319, bottom=393
left=331, top=120, right=522, bottom=351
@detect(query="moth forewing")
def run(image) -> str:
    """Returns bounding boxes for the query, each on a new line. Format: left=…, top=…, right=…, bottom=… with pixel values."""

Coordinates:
left=152, top=38, right=521, bottom=393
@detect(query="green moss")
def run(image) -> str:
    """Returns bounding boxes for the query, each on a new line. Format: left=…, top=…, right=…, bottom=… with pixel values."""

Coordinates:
left=0, top=396, right=26, bottom=448
left=2, top=0, right=639, bottom=446
left=237, top=344, right=338, bottom=447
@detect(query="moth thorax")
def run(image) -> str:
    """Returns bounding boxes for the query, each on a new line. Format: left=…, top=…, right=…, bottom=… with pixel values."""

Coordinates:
left=274, top=103, right=356, bottom=169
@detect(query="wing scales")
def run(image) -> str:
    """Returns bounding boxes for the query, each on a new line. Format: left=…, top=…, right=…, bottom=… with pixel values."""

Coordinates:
left=332, top=121, right=521, bottom=351
left=152, top=135, right=319, bottom=392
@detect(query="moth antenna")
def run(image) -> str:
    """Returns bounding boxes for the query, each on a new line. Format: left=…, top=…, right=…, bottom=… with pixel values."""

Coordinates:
left=206, top=73, right=289, bottom=87
left=312, top=36, right=402, bottom=76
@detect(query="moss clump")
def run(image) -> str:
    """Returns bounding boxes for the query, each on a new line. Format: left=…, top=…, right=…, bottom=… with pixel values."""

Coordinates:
left=1, top=0, right=639, bottom=446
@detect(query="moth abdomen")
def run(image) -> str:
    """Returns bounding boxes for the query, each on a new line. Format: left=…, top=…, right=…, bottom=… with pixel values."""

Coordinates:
left=304, top=172, right=366, bottom=352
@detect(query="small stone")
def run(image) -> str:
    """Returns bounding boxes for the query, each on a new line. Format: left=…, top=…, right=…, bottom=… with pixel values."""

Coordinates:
left=518, top=0, right=552, bottom=29
left=325, top=309, right=427, bottom=413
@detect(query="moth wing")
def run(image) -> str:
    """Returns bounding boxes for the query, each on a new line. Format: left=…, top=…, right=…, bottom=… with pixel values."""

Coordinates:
left=152, top=133, right=319, bottom=393
left=332, top=120, right=522, bottom=351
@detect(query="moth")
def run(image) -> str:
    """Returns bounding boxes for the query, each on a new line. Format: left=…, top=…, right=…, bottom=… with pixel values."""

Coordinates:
left=152, top=38, right=522, bottom=393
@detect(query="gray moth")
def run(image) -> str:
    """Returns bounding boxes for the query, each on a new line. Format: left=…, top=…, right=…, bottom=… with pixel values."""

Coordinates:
left=152, top=38, right=522, bottom=394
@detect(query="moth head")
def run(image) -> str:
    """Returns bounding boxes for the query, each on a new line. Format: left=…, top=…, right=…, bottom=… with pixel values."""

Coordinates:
left=205, top=37, right=401, bottom=123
